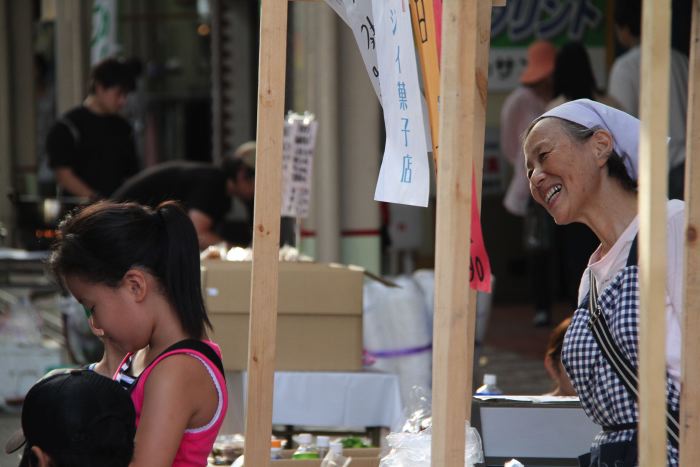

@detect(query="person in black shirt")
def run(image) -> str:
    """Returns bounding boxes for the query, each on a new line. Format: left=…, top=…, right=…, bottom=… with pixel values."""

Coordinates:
left=112, top=147, right=255, bottom=249
left=46, top=58, right=140, bottom=198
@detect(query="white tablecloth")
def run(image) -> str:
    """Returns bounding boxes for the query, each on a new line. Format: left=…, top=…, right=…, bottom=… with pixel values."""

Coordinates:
left=221, top=371, right=404, bottom=434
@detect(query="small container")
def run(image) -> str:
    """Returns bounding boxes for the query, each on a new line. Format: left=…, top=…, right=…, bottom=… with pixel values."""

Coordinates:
left=292, top=433, right=320, bottom=459
left=270, top=439, right=283, bottom=460
left=316, top=435, right=330, bottom=458
left=475, top=373, right=503, bottom=395
left=329, top=441, right=343, bottom=456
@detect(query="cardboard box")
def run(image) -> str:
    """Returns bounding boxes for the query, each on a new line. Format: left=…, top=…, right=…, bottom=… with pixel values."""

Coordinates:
left=202, top=261, right=364, bottom=371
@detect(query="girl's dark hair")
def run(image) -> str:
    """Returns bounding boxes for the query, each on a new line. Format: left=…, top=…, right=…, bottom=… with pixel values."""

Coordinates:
left=49, top=201, right=211, bottom=338
left=553, top=42, right=598, bottom=101
left=523, top=117, right=638, bottom=192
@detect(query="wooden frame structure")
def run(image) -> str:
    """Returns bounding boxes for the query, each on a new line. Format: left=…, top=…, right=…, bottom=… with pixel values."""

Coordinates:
left=243, top=1, right=700, bottom=466
left=681, top=1, right=700, bottom=465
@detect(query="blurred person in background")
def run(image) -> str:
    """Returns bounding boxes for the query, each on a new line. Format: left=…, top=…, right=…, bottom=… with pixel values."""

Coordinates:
left=500, top=40, right=557, bottom=327
left=547, top=42, right=620, bottom=110
left=543, top=317, right=576, bottom=397
left=609, top=0, right=688, bottom=199
left=46, top=57, right=140, bottom=199
left=112, top=142, right=256, bottom=249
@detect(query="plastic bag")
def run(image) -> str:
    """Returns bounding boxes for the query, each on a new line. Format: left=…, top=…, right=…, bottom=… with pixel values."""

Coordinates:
left=363, top=276, right=432, bottom=405
left=400, top=386, right=432, bottom=433
left=379, top=422, right=484, bottom=467
left=320, top=451, right=352, bottom=467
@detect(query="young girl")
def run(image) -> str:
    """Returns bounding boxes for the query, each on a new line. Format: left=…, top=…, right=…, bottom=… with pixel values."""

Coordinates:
left=49, top=201, right=228, bottom=467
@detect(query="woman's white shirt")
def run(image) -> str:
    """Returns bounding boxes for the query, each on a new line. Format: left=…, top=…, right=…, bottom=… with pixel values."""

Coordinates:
left=576, top=199, right=684, bottom=385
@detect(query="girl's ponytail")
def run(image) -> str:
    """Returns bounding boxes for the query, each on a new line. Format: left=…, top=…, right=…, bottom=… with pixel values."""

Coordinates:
left=156, top=201, right=211, bottom=338
left=50, top=201, right=211, bottom=340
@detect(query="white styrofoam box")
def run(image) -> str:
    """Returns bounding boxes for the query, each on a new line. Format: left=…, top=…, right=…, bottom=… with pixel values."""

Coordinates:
left=0, top=341, right=63, bottom=406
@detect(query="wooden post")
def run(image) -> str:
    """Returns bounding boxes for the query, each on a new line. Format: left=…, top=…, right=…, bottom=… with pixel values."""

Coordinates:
left=432, top=1, right=479, bottom=465
left=244, top=1, right=288, bottom=466
left=464, top=0, right=493, bottom=422
left=680, top=1, right=700, bottom=464
left=638, top=0, right=671, bottom=465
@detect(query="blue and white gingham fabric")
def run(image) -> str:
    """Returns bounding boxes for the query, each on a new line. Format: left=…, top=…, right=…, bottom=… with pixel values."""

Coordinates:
left=562, top=264, right=680, bottom=466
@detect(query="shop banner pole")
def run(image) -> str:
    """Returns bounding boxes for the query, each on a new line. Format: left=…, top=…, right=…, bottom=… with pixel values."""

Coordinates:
left=637, top=0, right=671, bottom=465
left=431, top=0, right=479, bottom=465
left=244, top=1, right=288, bottom=466
left=408, top=0, right=441, bottom=165
left=680, top=1, right=700, bottom=464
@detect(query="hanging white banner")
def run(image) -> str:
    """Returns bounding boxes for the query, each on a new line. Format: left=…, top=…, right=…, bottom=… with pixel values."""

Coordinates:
left=341, top=0, right=382, bottom=100
left=372, top=0, right=429, bottom=207
left=323, top=0, right=349, bottom=26
left=281, top=114, right=318, bottom=218
left=91, top=0, right=118, bottom=64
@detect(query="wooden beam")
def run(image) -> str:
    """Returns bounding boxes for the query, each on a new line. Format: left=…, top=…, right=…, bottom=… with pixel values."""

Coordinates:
left=244, top=1, right=288, bottom=466
left=638, top=0, right=671, bottom=465
left=464, top=0, right=493, bottom=423
left=680, top=1, right=700, bottom=464
left=431, top=0, right=479, bottom=465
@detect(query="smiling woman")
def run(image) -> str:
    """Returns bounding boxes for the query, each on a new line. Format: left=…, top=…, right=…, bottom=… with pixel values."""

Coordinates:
left=521, top=99, right=684, bottom=467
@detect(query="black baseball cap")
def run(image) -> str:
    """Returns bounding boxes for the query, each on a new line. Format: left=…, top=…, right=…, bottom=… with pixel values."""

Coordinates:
left=5, top=370, right=136, bottom=463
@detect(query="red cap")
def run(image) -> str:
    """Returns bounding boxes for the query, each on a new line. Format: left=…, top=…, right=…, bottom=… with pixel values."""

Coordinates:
left=520, top=40, right=556, bottom=85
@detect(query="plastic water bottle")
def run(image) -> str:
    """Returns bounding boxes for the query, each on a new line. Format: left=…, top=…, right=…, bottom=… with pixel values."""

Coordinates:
left=329, top=441, right=343, bottom=457
left=292, top=433, right=320, bottom=459
left=475, top=373, right=503, bottom=395
left=316, top=435, right=330, bottom=459
left=270, top=439, right=283, bottom=460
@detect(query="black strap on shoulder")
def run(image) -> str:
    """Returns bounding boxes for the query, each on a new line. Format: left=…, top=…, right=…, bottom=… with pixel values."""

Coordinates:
left=625, top=235, right=639, bottom=267
left=58, top=117, right=81, bottom=145
left=161, top=339, right=226, bottom=377
left=125, top=339, right=226, bottom=394
left=156, top=339, right=226, bottom=377
left=587, top=271, right=679, bottom=448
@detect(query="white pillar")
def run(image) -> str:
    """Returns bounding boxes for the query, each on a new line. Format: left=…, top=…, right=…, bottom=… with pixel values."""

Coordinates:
left=55, top=0, right=90, bottom=115
left=292, top=2, right=341, bottom=263
left=10, top=1, right=37, bottom=188
left=0, top=0, right=13, bottom=244
left=338, top=22, right=381, bottom=274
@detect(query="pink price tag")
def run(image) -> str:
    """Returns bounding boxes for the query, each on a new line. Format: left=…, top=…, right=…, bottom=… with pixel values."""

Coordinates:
left=470, top=169, right=492, bottom=293
left=433, top=0, right=443, bottom=63
left=432, top=1, right=491, bottom=292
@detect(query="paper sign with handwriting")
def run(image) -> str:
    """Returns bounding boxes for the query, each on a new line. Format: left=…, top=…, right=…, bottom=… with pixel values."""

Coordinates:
left=373, top=0, right=430, bottom=207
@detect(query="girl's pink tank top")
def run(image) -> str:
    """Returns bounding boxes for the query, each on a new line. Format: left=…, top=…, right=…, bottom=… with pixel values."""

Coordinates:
left=115, top=340, right=228, bottom=467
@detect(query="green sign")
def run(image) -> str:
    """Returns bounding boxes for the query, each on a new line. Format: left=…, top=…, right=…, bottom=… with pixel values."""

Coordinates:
left=490, top=0, right=607, bottom=48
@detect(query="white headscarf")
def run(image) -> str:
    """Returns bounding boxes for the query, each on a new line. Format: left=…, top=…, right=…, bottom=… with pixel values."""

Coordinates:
left=536, top=98, right=640, bottom=180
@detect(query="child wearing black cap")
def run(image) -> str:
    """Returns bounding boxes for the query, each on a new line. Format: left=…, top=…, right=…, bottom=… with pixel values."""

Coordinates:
left=49, top=201, right=228, bottom=467
left=5, top=370, right=136, bottom=467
